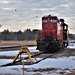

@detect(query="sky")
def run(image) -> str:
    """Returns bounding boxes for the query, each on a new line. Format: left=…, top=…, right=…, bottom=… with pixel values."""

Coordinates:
left=0, top=0, right=75, bottom=33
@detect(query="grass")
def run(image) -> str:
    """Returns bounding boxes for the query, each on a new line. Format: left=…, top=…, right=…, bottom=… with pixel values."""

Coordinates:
left=0, top=40, right=37, bottom=46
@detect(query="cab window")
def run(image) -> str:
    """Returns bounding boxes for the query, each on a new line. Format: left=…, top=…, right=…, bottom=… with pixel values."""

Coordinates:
left=42, top=20, right=47, bottom=23
left=51, top=20, right=57, bottom=22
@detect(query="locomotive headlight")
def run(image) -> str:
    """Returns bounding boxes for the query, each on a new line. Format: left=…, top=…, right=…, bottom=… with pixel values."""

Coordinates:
left=54, top=39, right=56, bottom=41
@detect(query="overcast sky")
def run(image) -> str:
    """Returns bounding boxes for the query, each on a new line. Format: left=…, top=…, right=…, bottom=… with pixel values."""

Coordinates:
left=0, top=0, right=75, bottom=33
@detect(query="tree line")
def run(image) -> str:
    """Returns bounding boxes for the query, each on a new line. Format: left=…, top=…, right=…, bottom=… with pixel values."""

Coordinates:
left=0, top=29, right=74, bottom=41
left=0, top=29, right=42, bottom=41
left=68, top=34, right=75, bottom=40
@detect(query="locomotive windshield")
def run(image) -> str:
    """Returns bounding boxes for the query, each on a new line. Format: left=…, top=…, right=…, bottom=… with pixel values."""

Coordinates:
left=42, top=19, right=57, bottom=23
left=42, top=19, right=47, bottom=23
left=51, top=19, right=57, bottom=22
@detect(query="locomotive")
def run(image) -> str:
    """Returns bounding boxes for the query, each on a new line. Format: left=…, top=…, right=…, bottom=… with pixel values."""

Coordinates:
left=36, top=15, right=68, bottom=53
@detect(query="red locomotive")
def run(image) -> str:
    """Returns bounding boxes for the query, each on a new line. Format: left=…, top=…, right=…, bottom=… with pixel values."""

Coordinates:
left=37, top=15, right=68, bottom=53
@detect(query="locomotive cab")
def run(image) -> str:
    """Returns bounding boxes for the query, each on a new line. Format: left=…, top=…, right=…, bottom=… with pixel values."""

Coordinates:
left=58, top=19, right=68, bottom=47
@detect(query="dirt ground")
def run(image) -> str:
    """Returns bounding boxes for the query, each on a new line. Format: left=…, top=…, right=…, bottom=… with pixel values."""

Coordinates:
left=51, top=48, right=75, bottom=58
left=0, top=40, right=37, bottom=46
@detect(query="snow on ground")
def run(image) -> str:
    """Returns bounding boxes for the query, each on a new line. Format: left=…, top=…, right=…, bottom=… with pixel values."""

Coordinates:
left=25, top=56, right=75, bottom=69
left=0, top=50, right=19, bottom=56
left=0, top=44, right=75, bottom=75
left=67, top=42, right=75, bottom=49
left=0, top=56, right=75, bottom=75
left=0, top=46, right=38, bottom=56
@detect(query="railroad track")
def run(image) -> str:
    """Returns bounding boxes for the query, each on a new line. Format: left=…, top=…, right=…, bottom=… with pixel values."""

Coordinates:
left=0, top=45, right=63, bottom=67
left=0, top=48, right=62, bottom=67
left=0, top=51, right=44, bottom=67
left=0, top=45, right=35, bottom=52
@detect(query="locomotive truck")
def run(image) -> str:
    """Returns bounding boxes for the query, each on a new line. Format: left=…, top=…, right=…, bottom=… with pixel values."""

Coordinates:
left=36, top=15, right=68, bottom=53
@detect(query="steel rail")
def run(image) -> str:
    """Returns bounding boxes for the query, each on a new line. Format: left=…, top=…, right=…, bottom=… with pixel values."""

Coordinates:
left=0, top=45, right=35, bottom=52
